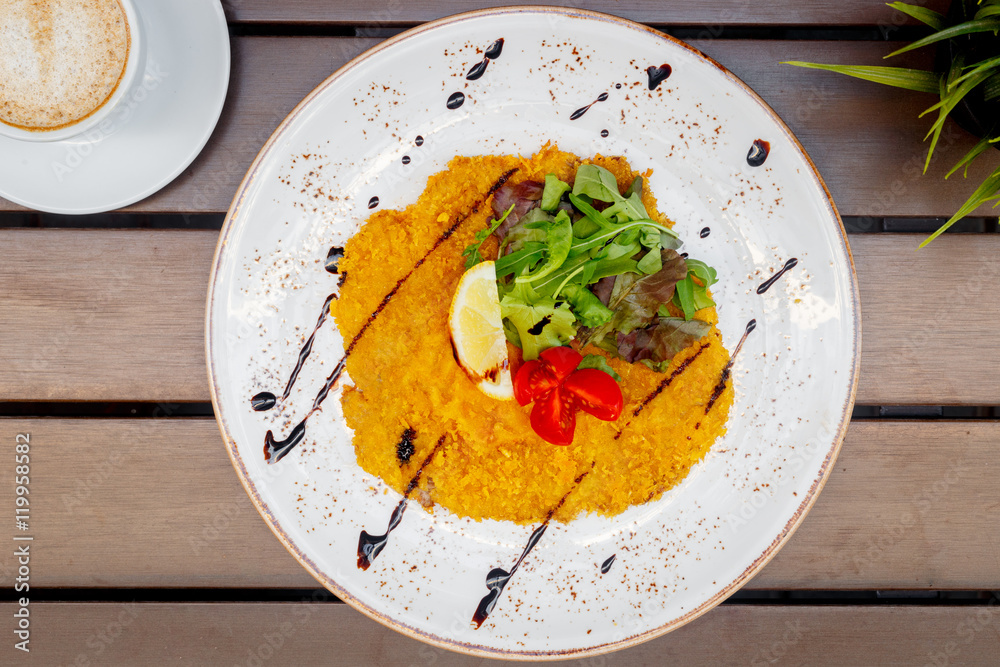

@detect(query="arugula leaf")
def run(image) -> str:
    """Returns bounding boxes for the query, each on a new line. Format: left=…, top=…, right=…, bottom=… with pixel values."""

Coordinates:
left=572, top=164, right=650, bottom=222
left=672, top=258, right=719, bottom=320
left=499, top=281, right=577, bottom=360
left=561, top=284, right=614, bottom=328
left=572, top=164, right=622, bottom=203
left=495, top=242, right=546, bottom=279
left=635, top=248, right=662, bottom=274
left=461, top=203, right=515, bottom=269
left=541, top=174, right=571, bottom=211
left=515, top=210, right=574, bottom=284
left=577, top=354, right=621, bottom=382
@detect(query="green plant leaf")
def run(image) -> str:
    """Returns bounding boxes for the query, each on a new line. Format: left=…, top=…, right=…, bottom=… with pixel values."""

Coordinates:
left=887, top=2, right=945, bottom=30
left=950, top=55, right=1000, bottom=90
left=885, top=18, right=1000, bottom=58
left=975, top=4, right=1000, bottom=19
left=985, top=72, right=1000, bottom=100
left=781, top=61, right=941, bottom=93
left=920, top=59, right=969, bottom=173
left=919, top=167, right=1000, bottom=247
left=946, top=135, right=996, bottom=179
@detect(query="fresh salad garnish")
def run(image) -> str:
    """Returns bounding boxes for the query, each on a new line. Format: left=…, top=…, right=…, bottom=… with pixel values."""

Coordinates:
left=513, top=347, right=623, bottom=445
left=463, top=163, right=717, bottom=373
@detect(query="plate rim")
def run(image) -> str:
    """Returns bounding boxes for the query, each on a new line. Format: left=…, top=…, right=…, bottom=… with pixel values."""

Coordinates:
left=205, top=5, right=862, bottom=659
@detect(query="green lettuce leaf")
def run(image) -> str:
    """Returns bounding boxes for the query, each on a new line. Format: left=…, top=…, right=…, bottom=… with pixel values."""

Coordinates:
left=500, top=281, right=577, bottom=360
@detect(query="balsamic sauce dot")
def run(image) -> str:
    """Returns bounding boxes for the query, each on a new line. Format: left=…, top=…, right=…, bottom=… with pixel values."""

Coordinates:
left=646, top=64, right=672, bottom=90
left=747, top=139, right=770, bottom=167
left=700, top=227, right=711, bottom=238
left=415, top=135, right=424, bottom=146
left=615, top=83, right=622, bottom=89
left=402, top=155, right=411, bottom=165
left=485, top=38, right=504, bottom=60
left=325, top=247, right=345, bottom=274
left=368, top=196, right=379, bottom=209
left=446, top=92, right=465, bottom=109
left=597, top=92, right=609, bottom=102
left=600, top=129, right=609, bottom=138
left=396, top=428, right=416, bottom=465
left=600, top=554, right=616, bottom=574
left=466, top=59, right=489, bottom=81
left=250, top=391, right=276, bottom=411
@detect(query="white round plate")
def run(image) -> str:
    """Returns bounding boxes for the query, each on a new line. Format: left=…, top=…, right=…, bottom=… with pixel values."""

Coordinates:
left=207, top=7, right=860, bottom=660
left=0, top=0, right=229, bottom=214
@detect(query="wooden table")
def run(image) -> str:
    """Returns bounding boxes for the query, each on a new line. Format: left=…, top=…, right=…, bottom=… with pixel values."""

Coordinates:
left=2, top=1, right=999, bottom=663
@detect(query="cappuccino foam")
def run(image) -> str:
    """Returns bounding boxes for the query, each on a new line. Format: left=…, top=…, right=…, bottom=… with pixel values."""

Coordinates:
left=0, top=0, right=130, bottom=131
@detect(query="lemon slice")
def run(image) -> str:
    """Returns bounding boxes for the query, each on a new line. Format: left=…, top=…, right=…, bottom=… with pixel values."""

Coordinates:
left=448, top=260, right=513, bottom=400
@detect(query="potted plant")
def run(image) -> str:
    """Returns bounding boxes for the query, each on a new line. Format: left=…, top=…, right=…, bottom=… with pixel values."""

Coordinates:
left=784, top=0, right=1000, bottom=247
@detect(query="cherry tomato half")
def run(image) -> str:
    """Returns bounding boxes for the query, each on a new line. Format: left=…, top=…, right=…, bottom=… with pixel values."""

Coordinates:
left=529, top=386, right=577, bottom=446
left=514, top=360, right=558, bottom=406
left=513, top=346, right=623, bottom=446
left=538, top=346, right=583, bottom=380
left=561, top=368, right=623, bottom=422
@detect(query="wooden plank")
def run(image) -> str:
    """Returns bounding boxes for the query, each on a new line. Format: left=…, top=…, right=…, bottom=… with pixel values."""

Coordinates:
left=2, top=602, right=998, bottom=665
left=222, top=0, right=950, bottom=27
left=0, top=419, right=996, bottom=590
left=1, top=38, right=997, bottom=218
left=3, top=230, right=999, bottom=405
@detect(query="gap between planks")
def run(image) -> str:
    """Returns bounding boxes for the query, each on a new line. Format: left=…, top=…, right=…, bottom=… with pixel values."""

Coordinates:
left=0, top=419, right=996, bottom=590
left=2, top=230, right=999, bottom=404
left=1, top=38, right=997, bottom=217
left=0, top=603, right=996, bottom=665
left=221, top=0, right=950, bottom=28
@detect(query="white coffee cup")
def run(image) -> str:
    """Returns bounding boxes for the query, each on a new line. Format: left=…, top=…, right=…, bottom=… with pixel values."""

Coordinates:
left=0, top=0, right=142, bottom=142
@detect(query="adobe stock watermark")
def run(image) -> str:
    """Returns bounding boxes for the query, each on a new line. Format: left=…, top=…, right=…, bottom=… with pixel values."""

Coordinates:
left=923, top=595, right=1000, bottom=667
left=748, top=619, right=805, bottom=666
left=851, top=457, right=969, bottom=576
left=59, top=602, right=141, bottom=667
left=234, top=587, right=338, bottom=667
left=59, top=404, right=180, bottom=516
left=50, top=59, right=170, bottom=183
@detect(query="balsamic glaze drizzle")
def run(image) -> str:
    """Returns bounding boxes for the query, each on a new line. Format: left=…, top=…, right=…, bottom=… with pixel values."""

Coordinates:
left=281, top=293, right=337, bottom=402
left=704, top=319, right=756, bottom=415
left=747, top=139, right=770, bottom=167
left=472, top=466, right=593, bottom=628
left=402, top=155, right=411, bottom=165
left=633, top=343, right=710, bottom=418
left=250, top=392, right=276, bottom=412
left=367, top=196, right=379, bottom=209
left=600, top=554, right=616, bottom=574
left=600, top=129, right=609, bottom=138
left=325, top=248, right=344, bottom=274
left=446, top=92, right=465, bottom=109
left=569, top=92, right=609, bottom=120
left=700, top=227, right=711, bottom=238
left=757, top=258, right=798, bottom=294
left=646, top=64, right=672, bottom=90
left=415, top=135, right=424, bottom=146
left=262, top=169, right=519, bottom=464
left=358, top=434, right=446, bottom=570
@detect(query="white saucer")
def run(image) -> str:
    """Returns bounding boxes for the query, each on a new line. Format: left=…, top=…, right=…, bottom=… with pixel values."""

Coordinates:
left=0, top=0, right=230, bottom=214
